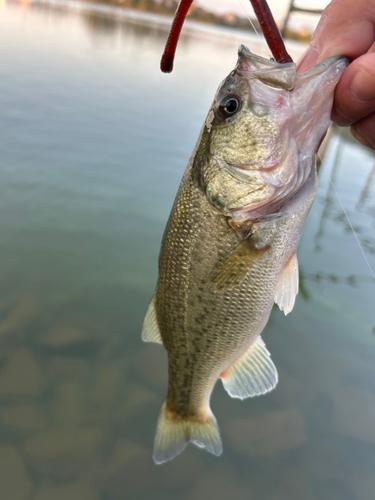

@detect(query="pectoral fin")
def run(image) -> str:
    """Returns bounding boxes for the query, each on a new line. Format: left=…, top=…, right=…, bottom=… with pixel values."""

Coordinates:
left=274, top=253, right=299, bottom=315
left=208, top=239, right=269, bottom=290
left=220, top=336, right=278, bottom=399
left=142, top=296, right=163, bottom=345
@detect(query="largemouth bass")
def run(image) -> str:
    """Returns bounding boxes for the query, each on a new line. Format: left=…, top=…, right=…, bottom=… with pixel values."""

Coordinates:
left=143, top=46, right=348, bottom=464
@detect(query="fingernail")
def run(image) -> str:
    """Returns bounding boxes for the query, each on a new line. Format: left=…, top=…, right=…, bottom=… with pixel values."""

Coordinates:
left=351, top=124, right=373, bottom=149
left=331, top=107, right=352, bottom=127
left=350, top=68, right=375, bottom=102
left=297, top=47, right=319, bottom=73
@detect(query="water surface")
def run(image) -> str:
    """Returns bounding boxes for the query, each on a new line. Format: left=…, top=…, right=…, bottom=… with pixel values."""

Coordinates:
left=0, top=2, right=374, bottom=499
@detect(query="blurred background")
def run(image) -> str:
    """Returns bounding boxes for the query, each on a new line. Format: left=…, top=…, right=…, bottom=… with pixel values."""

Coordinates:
left=0, top=1, right=375, bottom=499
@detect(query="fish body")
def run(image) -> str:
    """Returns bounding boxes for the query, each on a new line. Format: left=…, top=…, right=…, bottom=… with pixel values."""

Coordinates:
left=143, top=46, right=348, bottom=464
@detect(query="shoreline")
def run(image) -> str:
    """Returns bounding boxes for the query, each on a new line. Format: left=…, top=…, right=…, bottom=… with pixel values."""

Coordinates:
left=23, top=0, right=306, bottom=60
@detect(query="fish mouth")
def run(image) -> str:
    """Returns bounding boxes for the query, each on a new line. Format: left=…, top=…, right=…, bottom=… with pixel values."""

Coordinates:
left=298, top=55, right=349, bottom=76
left=236, top=45, right=296, bottom=90
left=295, top=55, right=349, bottom=91
left=236, top=46, right=348, bottom=93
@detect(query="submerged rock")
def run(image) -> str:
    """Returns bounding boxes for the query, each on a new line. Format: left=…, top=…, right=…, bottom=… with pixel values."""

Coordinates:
left=90, top=359, right=127, bottom=409
left=346, top=471, right=375, bottom=500
left=34, top=481, right=99, bottom=500
left=1, top=403, right=48, bottom=433
left=40, top=326, right=87, bottom=348
left=0, top=297, right=38, bottom=339
left=133, top=344, right=167, bottom=390
left=333, top=385, right=375, bottom=443
left=117, top=383, right=157, bottom=419
left=188, top=472, right=248, bottom=500
left=101, top=441, right=155, bottom=498
left=53, top=381, right=86, bottom=428
left=0, top=349, right=44, bottom=396
left=269, top=471, right=315, bottom=500
left=0, top=446, right=32, bottom=500
left=157, top=450, right=205, bottom=487
left=24, top=427, right=103, bottom=480
left=48, top=357, right=90, bottom=384
left=226, top=408, right=306, bottom=457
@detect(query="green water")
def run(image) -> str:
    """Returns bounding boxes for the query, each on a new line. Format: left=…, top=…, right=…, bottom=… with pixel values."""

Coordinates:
left=0, top=1, right=374, bottom=499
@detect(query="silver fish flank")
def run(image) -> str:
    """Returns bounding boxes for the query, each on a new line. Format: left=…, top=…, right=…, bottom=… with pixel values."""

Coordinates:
left=142, top=46, right=348, bottom=464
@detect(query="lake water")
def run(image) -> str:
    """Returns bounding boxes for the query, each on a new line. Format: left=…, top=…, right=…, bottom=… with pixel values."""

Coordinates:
left=0, top=1, right=374, bottom=499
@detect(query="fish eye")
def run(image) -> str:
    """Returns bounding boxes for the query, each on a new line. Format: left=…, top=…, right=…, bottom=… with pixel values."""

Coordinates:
left=217, top=94, right=242, bottom=119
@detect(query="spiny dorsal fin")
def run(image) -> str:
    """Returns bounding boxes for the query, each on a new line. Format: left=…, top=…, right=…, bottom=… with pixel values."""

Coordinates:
left=220, top=336, right=278, bottom=399
left=208, top=239, right=269, bottom=290
left=142, top=296, right=163, bottom=345
left=274, top=253, right=299, bottom=315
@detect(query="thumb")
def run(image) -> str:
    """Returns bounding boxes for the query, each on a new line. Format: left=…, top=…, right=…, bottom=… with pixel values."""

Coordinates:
left=298, top=0, right=375, bottom=72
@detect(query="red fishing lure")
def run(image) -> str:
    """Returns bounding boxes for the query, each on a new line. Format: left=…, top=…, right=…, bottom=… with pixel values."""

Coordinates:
left=160, top=0, right=293, bottom=73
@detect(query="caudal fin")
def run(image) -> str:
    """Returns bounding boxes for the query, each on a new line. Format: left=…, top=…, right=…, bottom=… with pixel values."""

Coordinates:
left=153, top=402, right=222, bottom=464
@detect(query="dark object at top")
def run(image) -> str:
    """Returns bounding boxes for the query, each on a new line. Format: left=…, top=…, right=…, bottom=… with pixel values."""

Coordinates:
left=160, top=0, right=293, bottom=73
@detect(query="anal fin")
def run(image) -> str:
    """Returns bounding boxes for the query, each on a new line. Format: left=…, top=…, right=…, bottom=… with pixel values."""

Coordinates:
left=220, top=336, right=278, bottom=399
left=274, top=253, right=299, bottom=315
left=142, top=296, right=163, bottom=345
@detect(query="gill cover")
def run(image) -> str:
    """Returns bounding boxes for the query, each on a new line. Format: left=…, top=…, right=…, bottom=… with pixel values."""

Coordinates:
left=198, top=46, right=348, bottom=221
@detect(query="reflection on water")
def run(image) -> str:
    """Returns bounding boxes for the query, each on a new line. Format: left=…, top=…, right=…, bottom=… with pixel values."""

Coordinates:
left=0, top=1, right=374, bottom=499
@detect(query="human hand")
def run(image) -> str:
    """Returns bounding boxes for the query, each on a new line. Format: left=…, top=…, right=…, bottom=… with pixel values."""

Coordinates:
left=297, top=0, right=375, bottom=149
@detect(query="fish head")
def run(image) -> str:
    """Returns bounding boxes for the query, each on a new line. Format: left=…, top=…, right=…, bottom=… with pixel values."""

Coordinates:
left=197, top=45, right=348, bottom=220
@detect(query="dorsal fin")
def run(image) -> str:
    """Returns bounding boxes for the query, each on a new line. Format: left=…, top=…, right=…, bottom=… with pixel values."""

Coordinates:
left=274, top=253, right=299, bottom=315
left=220, top=336, right=278, bottom=399
left=142, top=296, right=163, bottom=345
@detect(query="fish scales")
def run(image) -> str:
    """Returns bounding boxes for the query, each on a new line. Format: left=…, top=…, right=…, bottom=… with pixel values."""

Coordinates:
left=157, top=165, right=310, bottom=415
left=143, top=45, right=348, bottom=463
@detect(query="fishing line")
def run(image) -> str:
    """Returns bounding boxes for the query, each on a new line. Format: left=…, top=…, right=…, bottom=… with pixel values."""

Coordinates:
left=317, top=143, right=375, bottom=283
left=328, top=176, right=375, bottom=282
left=237, top=0, right=271, bottom=58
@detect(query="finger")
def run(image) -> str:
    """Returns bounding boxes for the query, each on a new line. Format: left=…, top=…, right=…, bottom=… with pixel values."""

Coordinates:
left=331, top=53, right=375, bottom=126
left=298, top=0, right=375, bottom=72
left=351, top=112, right=375, bottom=150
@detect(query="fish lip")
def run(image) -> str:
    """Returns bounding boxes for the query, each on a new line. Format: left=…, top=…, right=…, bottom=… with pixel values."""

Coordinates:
left=236, top=47, right=348, bottom=91
left=298, top=55, right=349, bottom=77
left=294, top=56, right=349, bottom=93
left=238, top=45, right=277, bottom=69
left=236, top=45, right=296, bottom=90
left=239, top=44, right=348, bottom=75
left=238, top=45, right=294, bottom=71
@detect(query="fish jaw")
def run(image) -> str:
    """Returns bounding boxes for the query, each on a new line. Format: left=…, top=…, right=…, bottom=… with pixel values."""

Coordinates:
left=290, top=56, right=349, bottom=155
left=199, top=48, right=348, bottom=220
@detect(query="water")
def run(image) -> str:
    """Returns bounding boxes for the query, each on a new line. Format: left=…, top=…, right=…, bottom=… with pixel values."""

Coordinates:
left=0, top=2, right=374, bottom=499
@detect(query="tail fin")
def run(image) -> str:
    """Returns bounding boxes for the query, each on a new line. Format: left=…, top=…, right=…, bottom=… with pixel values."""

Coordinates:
left=153, top=402, right=222, bottom=464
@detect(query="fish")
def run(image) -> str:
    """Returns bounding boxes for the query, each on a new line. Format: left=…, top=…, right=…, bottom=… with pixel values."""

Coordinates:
left=142, top=45, right=348, bottom=464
